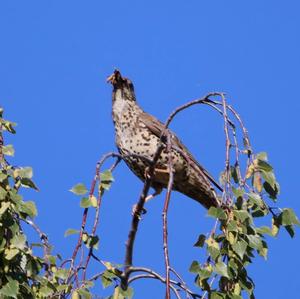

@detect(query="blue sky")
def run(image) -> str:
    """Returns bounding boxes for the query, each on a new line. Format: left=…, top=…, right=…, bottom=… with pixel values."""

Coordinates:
left=1, top=1, right=300, bottom=298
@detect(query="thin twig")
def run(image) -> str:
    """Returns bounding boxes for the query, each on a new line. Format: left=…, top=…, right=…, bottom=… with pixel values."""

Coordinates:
left=129, top=274, right=181, bottom=299
left=68, top=152, right=121, bottom=283
left=221, top=94, right=231, bottom=205
left=21, top=218, right=51, bottom=259
left=82, top=157, right=121, bottom=281
left=226, top=104, right=253, bottom=181
left=170, top=267, right=191, bottom=299
left=121, top=142, right=165, bottom=289
left=128, top=267, right=202, bottom=298
left=162, top=132, right=174, bottom=299
left=0, top=123, right=4, bottom=165
left=200, top=274, right=218, bottom=299
left=165, top=93, right=223, bottom=129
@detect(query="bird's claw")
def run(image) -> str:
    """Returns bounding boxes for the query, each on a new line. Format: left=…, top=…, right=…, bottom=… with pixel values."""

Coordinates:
left=144, top=167, right=152, bottom=179
left=132, top=204, right=147, bottom=218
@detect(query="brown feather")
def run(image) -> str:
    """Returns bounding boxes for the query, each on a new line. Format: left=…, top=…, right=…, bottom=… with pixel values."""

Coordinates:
left=139, top=112, right=223, bottom=192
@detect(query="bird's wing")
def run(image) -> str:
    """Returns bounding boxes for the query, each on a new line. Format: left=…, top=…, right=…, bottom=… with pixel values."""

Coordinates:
left=139, top=112, right=223, bottom=192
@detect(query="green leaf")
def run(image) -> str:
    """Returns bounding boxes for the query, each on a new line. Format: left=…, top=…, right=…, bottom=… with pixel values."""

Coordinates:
left=21, top=201, right=38, bottom=217
left=11, top=234, right=26, bottom=249
left=233, top=210, right=251, bottom=223
left=0, top=279, right=19, bottom=298
left=245, top=164, right=255, bottom=179
left=263, top=181, right=279, bottom=200
left=86, top=235, right=100, bottom=249
left=252, top=207, right=268, bottom=218
left=280, top=208, right=300, bottom=226
left=5, top=248, right=19, bottom=260
left=101, top=271, right=114, bottom=288
left=247, top=235, right=263, bottom=250
left=90, top=195, right=98, bottom=207
left=64, top=228, right=80, bottom=237
left=248, top=193, right=264, bottom=208
left=2, top=144, right=15, bottom=156
left=256, top=152, right=267, bottom=161
left=227, top=220, right=238, bottom=232
left=78, top=288, right=92, bottom=299
left=199, top=265, right=213, bottom=279
left=101, top=170, right=114, bottom=181
left=257, top=160, right=273, bottom=172
left=210, top=291, right=225, bottom=299
left=206, top=237, right=220, bottom=249
left=271, top=217, right=280, bottom=236
left=20, top=178, right=39, bottom=190
left=226, top=231, right=236, bottom=245
left=239, top=276, right=254, bottom=295
left=14, top=167, right=33, bottom=179
left=46, top=255, right=57, bottom=265
left=253, top=172, right=263, bottom=192
left=100, top=170, right=114, bottom=190
left=119, top=286, right=134, bottom=299
left=194, top=234, right=206, bottom=247
left=232, top=187, right=244, bottom=199
left=232, top=239, right=248, bottom=259
left=206, top=237, right=220, bottom=260
left=0, top=201, right=10, bottom=214
left=284, top=225, right=295, bottom=238
left=57, top=284, right=71, bottom=292
left=230, top=165, right=239, bottom=184
left=258, top=240, right=268, bottom=259
left=261, top=170, right=277, bottom=189
left=256, top=226, right=273, bottom=236
left=102, top=262, right=123, bottom=276
left=0, top=172, right=8, bottom=182
left=2, top=120, right=17, bottom=134
left=70, top=183, right=88, bottom=195
left=189, top=261, right=200, bottom=273
left=101, top=276, right=113, bottom=289
left=214, top=261, right=229, bottom=278
left=55, top=268, right=69, bottom=280
left=228, top=258, right=238, bottom=275
left=207, top=207, right=227, bottom=220
left=91, top=236, right=100, bottom=249
left=196, top=276, right=210, bottom=291
left=113, top=286, right=126, bottom=299
left=80, top=197, right=93, bottom=208
left=39, top=286, right=54, bottom=297
left=83, top=280, right=94, bottom=288
left=80, top=195, right=98, bottom=208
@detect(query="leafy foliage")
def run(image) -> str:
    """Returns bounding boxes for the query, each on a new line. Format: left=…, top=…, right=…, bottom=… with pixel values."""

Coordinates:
left=0, top=109, right=60, bottom=298
left=0, top=104, right=298, bottom=299
left=0, top=110, right=80, bottom=299
left=189, top=152, right=299, bottom=298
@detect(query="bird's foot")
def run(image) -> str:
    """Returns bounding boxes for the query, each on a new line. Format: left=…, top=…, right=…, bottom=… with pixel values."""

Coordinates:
left=131, top=204, right=147, bottom=218
left=144, top=167, right=152, bottom=179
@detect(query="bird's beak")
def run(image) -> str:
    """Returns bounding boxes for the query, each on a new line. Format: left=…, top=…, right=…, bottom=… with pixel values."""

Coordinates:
left=106, top=69, right=122, bottom=85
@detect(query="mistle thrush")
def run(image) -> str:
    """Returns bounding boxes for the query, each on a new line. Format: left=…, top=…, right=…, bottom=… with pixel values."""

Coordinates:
left=107, top=70, right=221, bottom=209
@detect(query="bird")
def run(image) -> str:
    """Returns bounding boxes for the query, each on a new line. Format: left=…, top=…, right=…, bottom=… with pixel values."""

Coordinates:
left=107, top=70, right=222, bottom=209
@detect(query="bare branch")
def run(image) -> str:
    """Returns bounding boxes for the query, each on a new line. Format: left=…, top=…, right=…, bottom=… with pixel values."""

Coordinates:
left=221, top=93, right=232, bottom=205
left=162, top=132, right=174, bottom=299
left=128, top=267, right=202, bottom=298
left=121, top=142, right=165, bottom=289
left=170, top=267, right=191, bottom=299
left=68, top=152, right=121, bottom=283
left=129, top=274, right=181, bottom=299
left=164, top=93, right=224, bottom=129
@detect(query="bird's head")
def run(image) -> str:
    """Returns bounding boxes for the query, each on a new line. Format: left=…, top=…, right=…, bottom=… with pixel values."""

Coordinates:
left=107, top=69, right=136, bottom=102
